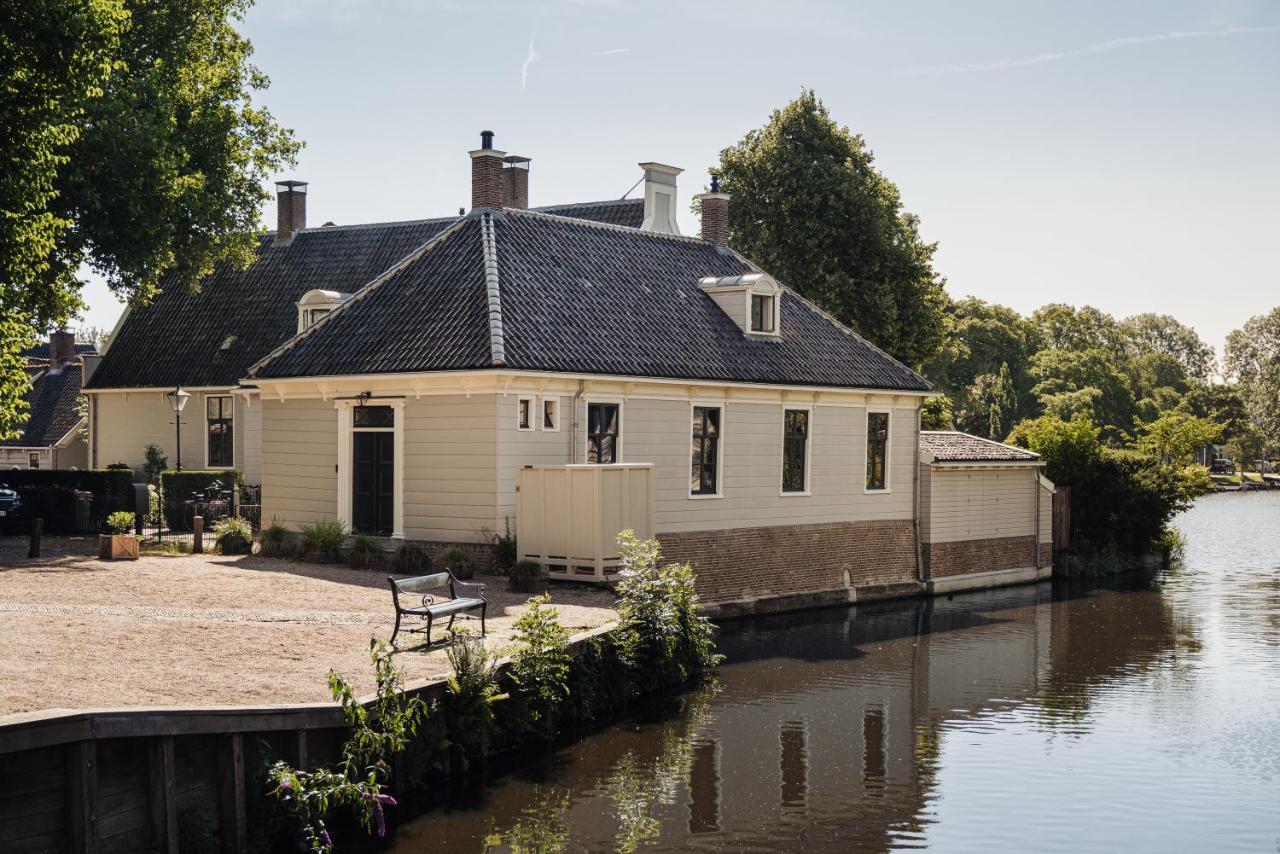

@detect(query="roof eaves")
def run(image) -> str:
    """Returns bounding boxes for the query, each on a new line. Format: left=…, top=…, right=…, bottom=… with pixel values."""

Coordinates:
left=246, top=215, right=474, bottom=379
left=480, top=211, right=506, bottom=366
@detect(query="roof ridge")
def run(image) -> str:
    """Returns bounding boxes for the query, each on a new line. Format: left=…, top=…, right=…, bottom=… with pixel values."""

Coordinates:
left=247, top=216, right=474, bottom=379
left=530, top=198, right=642, bottom=211
left=274, top=215, right=461, bottom=237
left=508, top=207, right=716, bottom=246
left=480, top=212, right=506, bottom=366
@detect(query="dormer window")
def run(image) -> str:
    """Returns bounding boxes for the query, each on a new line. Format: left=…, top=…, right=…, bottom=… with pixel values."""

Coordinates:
left=296, top=289, right=352, bottom=332
left=750, top=293, right=776, bottom=333
left=699, top=273, right=782, bottom=338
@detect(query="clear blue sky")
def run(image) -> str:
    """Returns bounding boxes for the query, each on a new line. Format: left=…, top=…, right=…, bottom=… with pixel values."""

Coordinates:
left=80, top=0, right=1280, bottom=361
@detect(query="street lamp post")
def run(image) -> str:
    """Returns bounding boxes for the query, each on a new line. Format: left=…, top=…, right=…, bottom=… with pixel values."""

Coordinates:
left=166, top=386, right=190, bottom=471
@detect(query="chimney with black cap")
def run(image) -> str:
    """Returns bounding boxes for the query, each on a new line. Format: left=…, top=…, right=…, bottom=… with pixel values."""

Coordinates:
left=470, top=130, right=506, bottom=210
left=696, top=174, right=730, bottom=246
left=275, top=180, right=308, bottom=241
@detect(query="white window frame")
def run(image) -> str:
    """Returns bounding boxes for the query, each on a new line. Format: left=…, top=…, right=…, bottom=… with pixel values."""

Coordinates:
left=516, top=395, right=535, bottom=431
left=203, top=394, right=235, bottom=470
left=583, top=397, right=623, bottom=464
left=541, top=397, right=560, bottom=432
left=335, top=399, right=405, bottom=539
left=780, top=405, right=812, bottom=497
left=688, top=402, right=724, bottom=499
left=744, top=288, right=781, bottom=338
left=864, top=409, right=892, bottom=494
left=28, top=451, right=40, bottom=470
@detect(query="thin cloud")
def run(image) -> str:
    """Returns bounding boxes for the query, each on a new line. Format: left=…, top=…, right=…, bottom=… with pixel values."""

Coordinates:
left=594, top=47, right=631, bottom=55
left=906, top=24, right=1280, bottom=75
left=521, top=35, right=542, bottom=92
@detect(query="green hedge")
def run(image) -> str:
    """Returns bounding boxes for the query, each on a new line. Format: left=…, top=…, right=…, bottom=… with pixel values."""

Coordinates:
left=159, top=470, right=242, bottom=530
left=0, top=468, right=134, bottom=500
left=0, top=469, right=135, bottom=534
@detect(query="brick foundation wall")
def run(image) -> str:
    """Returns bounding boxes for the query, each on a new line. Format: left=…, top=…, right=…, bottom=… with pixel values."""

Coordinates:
left=414, top=540, right=495, bottom=574
left=657, top=520, right=917, bottom=605
left=923, top=535, right=1047, bottom=579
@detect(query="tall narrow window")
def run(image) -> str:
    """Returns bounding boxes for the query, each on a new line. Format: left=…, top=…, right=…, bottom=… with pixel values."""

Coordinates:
left=542, top=398, right=559, bottom=431
left=517, top=397, right=533, bottom=431
left=866, top=412, right=889, bottom=491
left=587, top=403, right=620, bottom=464
left=28, top=452, right=39, bottom=469
left=750, top=294, right=776, bottom=333
left=206, top=396, right=233, bottom=468
left=782, top=409, right=809, bottom=493
left=691, top=406, right=721, bottom=496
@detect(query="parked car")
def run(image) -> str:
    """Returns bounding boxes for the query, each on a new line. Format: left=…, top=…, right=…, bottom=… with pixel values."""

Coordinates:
left=1210, top=458, right=1235, bottom=474
left=0, top=484, right=24, bottom=535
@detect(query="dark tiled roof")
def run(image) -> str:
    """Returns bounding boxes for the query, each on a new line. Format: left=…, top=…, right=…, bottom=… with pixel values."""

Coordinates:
left=250, top=218, right=492, bottom=378
left=20, top=342, right=97, bottom=359
left=0, top=364, right=84, bottom=448
left=252, top=209, right=931, bottom=392
left=531, top=198, right=644, bottom=228
left=920, top=431, right=1041, bottom=463
left=86, top=218, right=458, bottom=389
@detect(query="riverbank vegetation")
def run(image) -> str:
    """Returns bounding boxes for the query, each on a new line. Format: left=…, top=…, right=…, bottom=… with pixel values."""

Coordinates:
left=265, top=533, right=720, bottom=852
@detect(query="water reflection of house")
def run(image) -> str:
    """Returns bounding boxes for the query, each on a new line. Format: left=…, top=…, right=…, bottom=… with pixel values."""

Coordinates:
left=394, top=579, right=1180, bottom=852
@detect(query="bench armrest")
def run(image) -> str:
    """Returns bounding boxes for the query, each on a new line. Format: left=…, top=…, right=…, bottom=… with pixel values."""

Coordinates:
left=452, top=578, right=487, bottom=599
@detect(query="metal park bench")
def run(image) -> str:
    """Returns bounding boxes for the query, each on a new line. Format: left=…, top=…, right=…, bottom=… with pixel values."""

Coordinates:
left=387, top=572, right=487, bottom=646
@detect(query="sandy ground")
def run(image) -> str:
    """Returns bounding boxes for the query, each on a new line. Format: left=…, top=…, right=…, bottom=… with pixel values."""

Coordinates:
left=0, top=537, right=616, bottom=715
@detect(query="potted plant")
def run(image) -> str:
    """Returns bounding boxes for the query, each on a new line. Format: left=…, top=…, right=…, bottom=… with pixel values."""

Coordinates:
left=99, top=511, right=140, bottom=561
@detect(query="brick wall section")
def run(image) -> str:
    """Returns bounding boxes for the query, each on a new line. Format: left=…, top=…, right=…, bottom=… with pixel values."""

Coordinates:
left=923, top=535, right=1046, bottom=578
left=657, top=520, right=917, bottom=604
left=698, top=194, right=729, bottom=245
left=471, top=152, right=505, bottom=210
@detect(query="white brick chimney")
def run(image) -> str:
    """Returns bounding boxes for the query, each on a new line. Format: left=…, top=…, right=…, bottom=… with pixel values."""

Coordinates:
left=638, top=162, right=682, bottom=234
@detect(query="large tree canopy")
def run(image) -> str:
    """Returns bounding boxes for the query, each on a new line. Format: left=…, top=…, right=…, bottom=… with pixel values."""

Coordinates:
left=713, top=90, right=947, bottom=367
left=1121, top=312, right=1216, bottom=381
left=0, top=0, right=299, bottom=437
left=1224, top=306, right=1280, bottom=442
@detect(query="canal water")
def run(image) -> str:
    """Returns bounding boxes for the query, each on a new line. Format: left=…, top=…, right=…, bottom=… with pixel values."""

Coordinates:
left=393, top=493, right=1280, bottom=852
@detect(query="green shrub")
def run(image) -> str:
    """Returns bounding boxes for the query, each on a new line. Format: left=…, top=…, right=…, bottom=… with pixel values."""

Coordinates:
left=438, top=545, right=475, bottom=579
left=106, top=510, right=135, bottom=535
left=565, top=634, right=631, bottom=726
left=347, top=533, right=383, bottom=568
left=444, top=632, right=505, bottom=763
left=491, top=520, right=517, bottom=573
left=143, top=444, right=168, bottom=484
left=391, top=542, right=431, bottom=575
left=213, top=517, right=253, bottom=555
left=300, top=519, right=346, bottom=562
left=614, top=531, right=722, bottom=696
left=508, top=559, right=545, bottom=593
left=105, top=462, right=131, bottom=471
left=259, top=521, right=292, bottom=558
left=503, top=595, right=571, bottom=741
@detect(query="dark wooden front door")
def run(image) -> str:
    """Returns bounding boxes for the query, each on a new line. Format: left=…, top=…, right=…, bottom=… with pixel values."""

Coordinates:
left=353, top=432, right=393, bottom=536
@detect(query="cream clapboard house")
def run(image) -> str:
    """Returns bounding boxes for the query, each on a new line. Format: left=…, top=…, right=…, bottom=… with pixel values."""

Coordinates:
left=87, top=132, right=1052, bottom=611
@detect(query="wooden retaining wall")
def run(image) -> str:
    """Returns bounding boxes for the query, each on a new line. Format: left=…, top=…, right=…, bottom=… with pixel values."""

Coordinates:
left=0, top=623, right=616, bottom=852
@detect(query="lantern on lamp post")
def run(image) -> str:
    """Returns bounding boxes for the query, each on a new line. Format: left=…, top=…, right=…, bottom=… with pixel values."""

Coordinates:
left=166, top=386, right=190, bottom=471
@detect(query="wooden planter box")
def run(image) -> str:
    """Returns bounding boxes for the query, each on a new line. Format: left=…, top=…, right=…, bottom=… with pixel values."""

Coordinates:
left=98, top=534, right=140, bottom=561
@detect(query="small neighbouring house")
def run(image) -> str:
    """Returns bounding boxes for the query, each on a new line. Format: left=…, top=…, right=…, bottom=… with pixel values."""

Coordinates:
left=918, top=432, right=1054, bottom=594
left=87, top=131, right=1052, bottom=612
left=0, top=332, right=95, bottom=470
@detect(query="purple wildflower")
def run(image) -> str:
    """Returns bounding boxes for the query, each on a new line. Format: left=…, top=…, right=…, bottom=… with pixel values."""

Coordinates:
left=319, top=829, right=332, bottom=846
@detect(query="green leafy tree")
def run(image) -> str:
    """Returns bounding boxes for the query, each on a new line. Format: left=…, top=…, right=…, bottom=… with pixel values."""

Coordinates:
left=1176, top=381, right=1250, bottom=443
left=712, top=90, right=947, bottom=366
left=1224, top=307, right=1280, bottom=443
left=505, top=594, right=571, bottom=741
left=1031, top=304, right=1129, bottom=358
left=1136, top=411, right=1222, bottom=466
left=1122, top=313, right=1216, bottom=380
left=1006, top=414, right=1102, bottom=487
left=1225, top=426, right=1267, bottom=475
left=920, top=395, right=953, bottom=430
left=0, top=0, right=299, bottom=438
left=1030, top=348, right=1137, bottom=443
